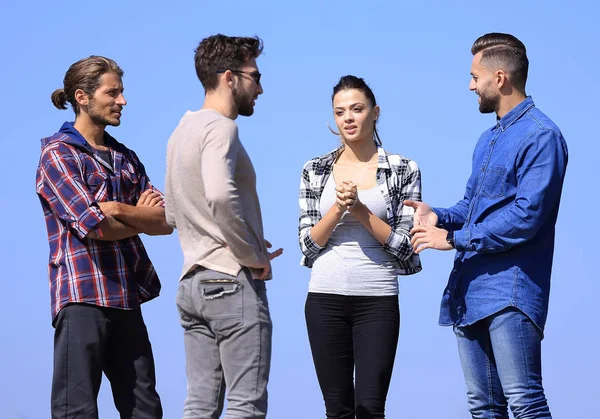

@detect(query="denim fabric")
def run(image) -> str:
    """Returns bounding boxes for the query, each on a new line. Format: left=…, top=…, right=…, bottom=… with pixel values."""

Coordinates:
left=176, top=267, right=272, bottom=419
left=434, top=97, right=568, bottom=331
left=454, top=308, right=551, bottom=418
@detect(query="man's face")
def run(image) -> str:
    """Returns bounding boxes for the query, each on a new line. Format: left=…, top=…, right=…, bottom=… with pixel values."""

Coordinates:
left=232, top=57, right=263, bottom=117
left=469, top=52, right=500, bottom=114
left=86, top=72, right=127, bottom=127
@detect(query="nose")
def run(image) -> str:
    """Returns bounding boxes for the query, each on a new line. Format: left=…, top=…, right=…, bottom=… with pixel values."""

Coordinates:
left=469, top=79, right=476, bottom=91
left=256, top=81, right=263, bottom=95
left=116, top=93, right=127, bottom=106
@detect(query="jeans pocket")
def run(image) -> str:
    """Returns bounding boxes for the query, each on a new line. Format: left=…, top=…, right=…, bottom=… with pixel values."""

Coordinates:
left=199, top=279, right=244, bottom=335
left=482, top=164, right=506, bottom=199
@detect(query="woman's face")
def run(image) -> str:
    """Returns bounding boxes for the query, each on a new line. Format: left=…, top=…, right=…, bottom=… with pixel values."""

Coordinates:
left=333, top=88, right=379, bottom=144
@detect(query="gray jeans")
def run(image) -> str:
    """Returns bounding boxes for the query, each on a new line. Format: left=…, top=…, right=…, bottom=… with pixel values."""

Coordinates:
left=176, top=267, right=272, bottom=419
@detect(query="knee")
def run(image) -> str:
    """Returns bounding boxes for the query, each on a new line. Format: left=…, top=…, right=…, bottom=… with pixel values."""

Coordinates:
left=355, top=399, right=384, bottom=419
left=505, top=387, right=551, bottom=419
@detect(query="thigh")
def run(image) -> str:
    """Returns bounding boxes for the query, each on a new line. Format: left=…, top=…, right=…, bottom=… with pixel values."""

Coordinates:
left=103, top=308, right=162, bottom=419
left=352, top=296, right=399, bottom=419
left=51, top=303, right=109, bottom=419
left=488, top=308, right=551, bottom=419
left=454, top=321, right=508, bottom=419
left=305, top=293, right=355, bottom=419
left=177, top=277, right=226, bottom=419
left=218, top=268, right=272, bottom=419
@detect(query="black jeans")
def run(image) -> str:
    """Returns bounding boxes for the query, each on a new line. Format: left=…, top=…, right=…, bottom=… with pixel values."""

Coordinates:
left=305, top=293, right=400, bottom=419
left=51, top=303, right=162, bottom=419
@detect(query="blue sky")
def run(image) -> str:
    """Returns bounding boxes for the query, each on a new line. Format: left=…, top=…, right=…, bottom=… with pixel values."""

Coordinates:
left=1, top=1, right=598, bottom=418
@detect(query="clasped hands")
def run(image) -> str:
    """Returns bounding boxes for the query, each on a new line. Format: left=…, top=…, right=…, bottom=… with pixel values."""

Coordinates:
left=335, top=180, right=362, bottom=214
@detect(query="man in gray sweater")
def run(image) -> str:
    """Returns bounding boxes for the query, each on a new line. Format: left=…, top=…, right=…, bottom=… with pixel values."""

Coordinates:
left=165, top=34, right=282, bottom=419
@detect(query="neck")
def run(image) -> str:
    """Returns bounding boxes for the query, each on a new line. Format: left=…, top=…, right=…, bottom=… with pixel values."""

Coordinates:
left=73, top=114, right=106, bottom=149
left=202, top=90, right=238, bottom=120
left=339, top=137, right=378, bottom=163
left=496, top=92, right=527, bottom=119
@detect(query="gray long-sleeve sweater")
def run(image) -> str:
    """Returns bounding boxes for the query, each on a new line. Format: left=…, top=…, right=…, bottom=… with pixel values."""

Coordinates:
left=165, top=109, right=270, bottom=280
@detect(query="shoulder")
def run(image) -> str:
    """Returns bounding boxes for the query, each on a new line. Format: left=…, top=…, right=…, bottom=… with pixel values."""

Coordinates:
left=302, top=147, right=340, bottom=172
left=40, top=134, right=81, bottom=162
left=515, top=108, right=567, bottom=157
left=381, top=148, right=420, bottom=173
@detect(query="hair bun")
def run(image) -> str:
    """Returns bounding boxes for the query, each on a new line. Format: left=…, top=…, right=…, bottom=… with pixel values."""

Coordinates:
left=51, top=88, right=68, bottom=110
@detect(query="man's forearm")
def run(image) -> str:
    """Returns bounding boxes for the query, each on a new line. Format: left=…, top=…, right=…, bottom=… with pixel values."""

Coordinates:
left=110, top=204, right=173, bottom=236
left=87, top=216, right=139, bottom=241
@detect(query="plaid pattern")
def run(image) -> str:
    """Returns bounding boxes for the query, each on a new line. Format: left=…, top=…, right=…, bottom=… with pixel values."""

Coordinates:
left=36, top=127, right=162, bottom=321
left=298, top=145, right=422, bottom=275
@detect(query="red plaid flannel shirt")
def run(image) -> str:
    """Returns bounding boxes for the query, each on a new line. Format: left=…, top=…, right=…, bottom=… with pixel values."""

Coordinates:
left=36, top=122, right=161, bottom=321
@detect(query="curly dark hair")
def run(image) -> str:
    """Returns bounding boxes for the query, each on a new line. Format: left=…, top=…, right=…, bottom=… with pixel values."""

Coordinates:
left=194, top=34, right=263, bottom=91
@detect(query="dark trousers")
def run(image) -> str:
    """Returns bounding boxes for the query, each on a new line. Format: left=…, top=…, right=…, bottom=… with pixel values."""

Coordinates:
left=51, top=303, right=162, bottom=419
left=305, top=293, right=400, bottom=419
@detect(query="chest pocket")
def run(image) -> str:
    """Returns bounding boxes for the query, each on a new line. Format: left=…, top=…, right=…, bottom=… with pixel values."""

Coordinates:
left=121, top=162, right=141, bottom=204
left=482, top=164, right=506, bottom=199
left=85, top=170, right=110, bottom=201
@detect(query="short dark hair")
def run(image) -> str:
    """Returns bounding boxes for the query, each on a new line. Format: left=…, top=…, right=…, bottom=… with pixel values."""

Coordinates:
left=332, top=75, right=382, bottom=145
left=194, top=34, right=263, bottom=91
left=51, top=56, right=123, bottom=114
left=471, top=32, right=529, bottom=91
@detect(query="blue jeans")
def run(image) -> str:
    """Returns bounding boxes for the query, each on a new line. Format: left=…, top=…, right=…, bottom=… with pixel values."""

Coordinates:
left=176, top=267, right=272, bottom=419
left=454, top=307, right=551, bottom=419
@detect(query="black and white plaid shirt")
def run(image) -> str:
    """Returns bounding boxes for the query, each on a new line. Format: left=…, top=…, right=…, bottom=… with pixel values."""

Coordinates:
left=298, top=145, right=422, bottom=275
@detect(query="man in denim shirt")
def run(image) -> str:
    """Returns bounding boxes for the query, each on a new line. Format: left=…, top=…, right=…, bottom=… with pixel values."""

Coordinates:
left=406, top=33, right=567, bottom=418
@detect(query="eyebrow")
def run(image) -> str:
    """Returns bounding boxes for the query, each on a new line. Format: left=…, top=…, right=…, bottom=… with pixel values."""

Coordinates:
left=334, top=102, right=365, bottom=110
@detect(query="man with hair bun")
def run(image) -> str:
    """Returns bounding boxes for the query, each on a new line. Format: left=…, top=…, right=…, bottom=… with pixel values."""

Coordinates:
left=406, top=33, right=567, bottom=418
left=37, top=55, right=172, bottom=418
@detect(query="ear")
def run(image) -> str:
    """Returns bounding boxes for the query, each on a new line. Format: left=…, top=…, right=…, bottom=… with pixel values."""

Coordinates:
left=496, top=70, right=508, bottom=89
left=74, top=88, right=89, bottom=107
left=373, top=105, right=380, bottom=121
left=218, top=69, right=235, bottom=88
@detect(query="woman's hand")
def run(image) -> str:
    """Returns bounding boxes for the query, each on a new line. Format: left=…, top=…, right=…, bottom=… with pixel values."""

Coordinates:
left=336, top=180, right=361, bottom=212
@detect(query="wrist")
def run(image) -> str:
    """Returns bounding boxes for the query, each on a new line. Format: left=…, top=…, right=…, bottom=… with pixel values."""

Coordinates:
left=445, top=230, right=455, bottom=249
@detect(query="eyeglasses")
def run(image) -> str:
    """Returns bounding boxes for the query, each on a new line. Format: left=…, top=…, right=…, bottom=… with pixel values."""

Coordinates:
left=216, top=68, right=262, bottom=85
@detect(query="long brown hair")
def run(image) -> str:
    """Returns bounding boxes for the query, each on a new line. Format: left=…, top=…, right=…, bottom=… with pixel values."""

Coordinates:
left=51, top=56, right=124, bottom=114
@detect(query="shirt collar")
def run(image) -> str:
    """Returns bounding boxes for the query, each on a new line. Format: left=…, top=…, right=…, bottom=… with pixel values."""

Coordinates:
left=58, top=121, right=119, bottom=149
left=497, top=96, right=535, bottom=131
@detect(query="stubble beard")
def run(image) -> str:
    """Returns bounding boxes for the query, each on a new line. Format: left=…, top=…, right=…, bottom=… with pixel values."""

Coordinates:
left=233, top=86, right=255, bottom=117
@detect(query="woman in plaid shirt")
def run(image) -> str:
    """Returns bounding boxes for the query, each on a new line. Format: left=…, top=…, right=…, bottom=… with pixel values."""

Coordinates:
left=299, top=75, right=422, bottom=418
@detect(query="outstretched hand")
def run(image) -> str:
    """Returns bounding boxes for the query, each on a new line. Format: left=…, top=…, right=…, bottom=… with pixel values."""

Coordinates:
left=265, top=239, right=283, bottom=261
left=410, top=225, right=452, bottom=254
left=403, top=200, right=438, bottom=227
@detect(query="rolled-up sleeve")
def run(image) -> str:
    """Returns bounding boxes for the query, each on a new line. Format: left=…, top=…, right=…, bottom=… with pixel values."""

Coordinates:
left=36, top=145, right=105, bottom=239
left=383, top=159, right=422, bottom=261
left=298, top=162, right=325, bottom=264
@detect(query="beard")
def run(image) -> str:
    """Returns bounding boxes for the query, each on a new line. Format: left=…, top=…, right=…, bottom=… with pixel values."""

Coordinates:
left=477, top=88, right=499, bottom=114
left=88, top=97, right=122, bottom=127
left=233, top=86, right=255, bottom=117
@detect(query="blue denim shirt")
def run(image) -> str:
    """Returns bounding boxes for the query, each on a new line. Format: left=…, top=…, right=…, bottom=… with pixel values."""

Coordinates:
left=433, top=97, right=568, bottom=332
